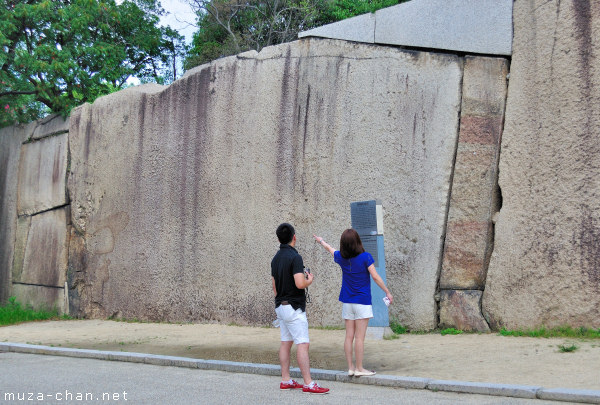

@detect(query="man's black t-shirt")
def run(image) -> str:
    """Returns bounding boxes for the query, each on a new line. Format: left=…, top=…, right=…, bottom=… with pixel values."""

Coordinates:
left=271, top=244, right=306, bottom=312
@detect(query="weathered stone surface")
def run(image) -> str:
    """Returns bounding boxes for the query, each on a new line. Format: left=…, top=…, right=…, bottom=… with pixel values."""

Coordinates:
left=17, top=208, right=68, bottom=288
left=447, top=144, right=500, bottom=223
left=31, top=114, right=69, bottom=140
left=17, top=133, right=68, bottom=215
left=68, top=39, right=462, bottom=329
left=460, top=56, right=510, bottom=116
left=483, top=1, right=600, bottom=329
left=0, top=123, right=31, bottom=303
left=439, top=290, right=490, bottom=332
left=375, top=0, right=513, bottom=55
left=440, top=221, right=490, bottom=289
left=11, top=215, right=31, bottom=285
left=11, top=283, right=65, bottom=313
left=298, top=12, right=375, bottom=43
left=440, top=57, right=507, bottom=291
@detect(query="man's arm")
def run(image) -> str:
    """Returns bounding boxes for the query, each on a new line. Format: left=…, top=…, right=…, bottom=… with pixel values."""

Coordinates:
left=272, top=277, right=277, bottom=296
left=294, top=271, right=313, bottom=289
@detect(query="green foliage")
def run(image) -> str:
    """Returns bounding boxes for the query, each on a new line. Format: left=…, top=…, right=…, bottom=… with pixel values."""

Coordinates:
left=558, top=344, right=579, bottom=353
left=185, top=0, right=329, bottom=68
left=390, top=320, right=408, bottom=335
left=0, top=0, right=186, bottom=128
left=184, top=0, right=406, bottom=70
left=0, top=296, right=67, bottom=326
left=323, top=0, right=402, bottom=22
left=440, top=327, right=463, bottom=335
left=499, top=326, right=600, bottom=339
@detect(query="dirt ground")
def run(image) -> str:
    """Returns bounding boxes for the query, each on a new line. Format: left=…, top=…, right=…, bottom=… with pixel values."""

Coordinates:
left=1, top=320, right=598, bottom=391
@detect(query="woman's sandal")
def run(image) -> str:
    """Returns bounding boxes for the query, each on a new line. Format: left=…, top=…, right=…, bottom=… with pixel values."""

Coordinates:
left=353, top=370, right=376, bottom=377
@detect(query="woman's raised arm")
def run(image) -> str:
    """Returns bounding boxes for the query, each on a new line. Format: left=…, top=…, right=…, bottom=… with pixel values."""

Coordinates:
left=313, top=234, right=335, bottom=256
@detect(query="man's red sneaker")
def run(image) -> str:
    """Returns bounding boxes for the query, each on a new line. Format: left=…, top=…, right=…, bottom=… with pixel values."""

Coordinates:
left=280, top=380, right=303, bottom=390
left=302, top=382, right=330, bottom=394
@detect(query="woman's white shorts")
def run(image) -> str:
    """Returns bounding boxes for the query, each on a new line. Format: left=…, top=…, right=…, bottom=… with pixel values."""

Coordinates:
left=342, top=303, right=373, bottom=320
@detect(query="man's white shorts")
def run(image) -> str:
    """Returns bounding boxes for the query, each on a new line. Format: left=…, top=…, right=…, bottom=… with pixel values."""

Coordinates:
left=275, top=304, right=309, bottom=344
left=342, top=303, right=373, bottom=320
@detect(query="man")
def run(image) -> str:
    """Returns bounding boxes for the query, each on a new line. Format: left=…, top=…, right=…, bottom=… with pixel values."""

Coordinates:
left=271, top=223, right=329, bottom=394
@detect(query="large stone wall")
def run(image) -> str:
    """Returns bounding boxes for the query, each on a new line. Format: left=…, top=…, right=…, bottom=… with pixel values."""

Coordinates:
left=482, top=0, right=600, bottom=329
left=66, top=39, right=463, bottom=329
left=3, top=0, right=599, bottom=332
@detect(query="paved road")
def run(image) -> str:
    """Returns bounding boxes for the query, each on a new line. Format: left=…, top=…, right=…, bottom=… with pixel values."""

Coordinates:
left=0, top=353, right=561, bottom=404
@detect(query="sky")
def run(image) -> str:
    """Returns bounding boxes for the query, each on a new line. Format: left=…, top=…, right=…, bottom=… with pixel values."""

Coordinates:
left=158, top=0, right=198, bottom=45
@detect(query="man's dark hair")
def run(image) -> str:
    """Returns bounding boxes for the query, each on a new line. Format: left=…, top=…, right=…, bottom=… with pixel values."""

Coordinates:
left=339, top=228, right=365, bottom=259
left=276, top=223, right=295, bottom=244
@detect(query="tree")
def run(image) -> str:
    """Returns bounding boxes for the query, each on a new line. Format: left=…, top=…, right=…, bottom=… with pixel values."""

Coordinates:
left=322, top=0, right=401, bottom=21
left=185, top=0, right=328, bottom=69
left=0, top=0, right=186, bottom=128
left=184, top=0, right=404, bottom=70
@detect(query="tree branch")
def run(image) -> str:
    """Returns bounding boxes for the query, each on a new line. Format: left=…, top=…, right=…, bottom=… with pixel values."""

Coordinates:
left=0, top=90, right=38, bottom=97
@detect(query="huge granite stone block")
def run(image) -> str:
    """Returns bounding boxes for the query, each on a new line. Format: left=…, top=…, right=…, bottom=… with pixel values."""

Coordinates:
left=483, top=1, right=600, bottom=329
left=16, top=208, right=69, bottom=288
left=440, top=57, right=507, bottom=292
left=375, top=0, right=513, bottom=55
left=299, top=0, right=513, bottom=56
left=17, top=133, right=68, bottom=216
left=68, top=39, right=462, bottom=329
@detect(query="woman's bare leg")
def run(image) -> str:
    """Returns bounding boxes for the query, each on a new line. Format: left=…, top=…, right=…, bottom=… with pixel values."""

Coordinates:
left=344, top=319, right=356, bottom=371
left=354, top=318, right=370, bottom=372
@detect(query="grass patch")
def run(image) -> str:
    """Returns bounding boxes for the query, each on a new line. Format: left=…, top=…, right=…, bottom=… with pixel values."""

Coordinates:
left=408, top=329, right=430, bottom=335
left=440, top=328, right=463, bottom=336
left=499, top=326, right=600, bottom=339
left=108, top=316, right=187, bottom=325
left=108, top=316, right=154, bottom=324
left=558, top=344, right=579, bottom=353
left=311, top=325, right=345, bottom=331
left=383, top=333, right=401, bottom=340
left=0, top=297, right=68, bottom=326
left=386, top=319, right=436, bottom=337
left=390, top=320, right=408, bottom=335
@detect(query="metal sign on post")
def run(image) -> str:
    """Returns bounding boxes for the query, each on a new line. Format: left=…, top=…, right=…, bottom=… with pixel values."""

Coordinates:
left=350, top=200, right=389, bottom=333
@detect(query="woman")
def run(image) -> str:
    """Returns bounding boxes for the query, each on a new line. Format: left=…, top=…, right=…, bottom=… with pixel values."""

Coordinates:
left=313, top=229, right=393, bottom=377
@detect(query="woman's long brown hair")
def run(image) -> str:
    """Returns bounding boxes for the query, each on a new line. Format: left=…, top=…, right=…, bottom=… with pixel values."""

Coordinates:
left=339, top=228, right=365, bottom=259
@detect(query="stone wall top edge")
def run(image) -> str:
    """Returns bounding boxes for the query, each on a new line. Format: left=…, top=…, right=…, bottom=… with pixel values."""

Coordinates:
left=65, top=37, right=468, bottom=119
left=88, top=83, right=166, bottom=108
